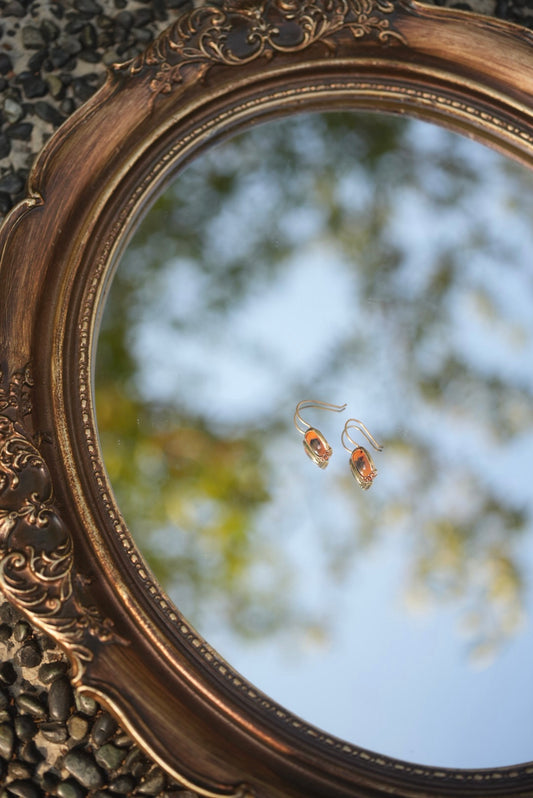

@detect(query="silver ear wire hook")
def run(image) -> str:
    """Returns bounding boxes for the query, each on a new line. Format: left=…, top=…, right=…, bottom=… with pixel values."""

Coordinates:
left=294, top=400, right=347, bottom=469
left=341, top=418, right=383, bottom=490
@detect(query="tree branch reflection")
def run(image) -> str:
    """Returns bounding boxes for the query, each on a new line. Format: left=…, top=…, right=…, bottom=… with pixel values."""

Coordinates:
left=96, top=111, right=533, bottom=668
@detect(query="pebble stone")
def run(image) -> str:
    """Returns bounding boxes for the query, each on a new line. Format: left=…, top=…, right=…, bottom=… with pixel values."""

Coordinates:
left=0, top=723, right=14, bottom=760
left=6, top=123, right=32, bottom=141
left=0, top=172, right=24, bottom=194
left=138, top=767, right=166, bottom=795
left=14, top=715, right=37, bottom=741
left=2, top=99, right=23, bottom=125
left=41, top=772, right=60, bottom=792
left=63, top=748, right=105, bottom=789
left=113, top=732, right=132, bottom=747
left=15, top=693, right=46, bottom=718
left=40, top=721, right=69, bottom=743
left=18, top=643, right=42, bottom=669
left=18, top=74, right=49, bottom=99
left=67, top=713, right=89, bottom=740
left=0, top=662, right=17, bottom=685
left=130, top=757, right=150, bottom=780
left=0, top=605, right=18, bottom=624
left=19, top=739, right=44, bottom=765
left=21, top=25, right=47, bottom=50
left=48, top=674, right=74, bottom=721
left=0, top=53, right=13, bottom=74
left=91, top=711, right=117, bottom=745
left=75, top=0, right=104, bottom=14
left=13, top=622, right=31, bottom=643
left=95, top=741, right=125, bottom=771
left=57, top=781, right=84, bottom=798
left=46, top=74, right=65, bottom=99
left=108, top=774, right=136, bottom=793
left=38, top=660, right=67, bottom=684
left=41, top=19, right=60, bottom=42
left=33, top=100, right=65, bottom=126
left=74, top=691, right=97, bottom=716
left=4, top=779, right=41, bottom=798
left=123, top=745, right=143, bottom=771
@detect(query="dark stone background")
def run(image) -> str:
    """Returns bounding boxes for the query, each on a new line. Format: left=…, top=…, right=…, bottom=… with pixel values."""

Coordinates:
left=0, top=0, right=532, bottom=795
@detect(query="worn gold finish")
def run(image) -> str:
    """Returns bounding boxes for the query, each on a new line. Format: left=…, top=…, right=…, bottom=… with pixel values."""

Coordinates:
left=0, top=366, right=121, bottom=677
left=2, top=0, right=533, bottom=795
left=117, top=0, right=406, bottom=101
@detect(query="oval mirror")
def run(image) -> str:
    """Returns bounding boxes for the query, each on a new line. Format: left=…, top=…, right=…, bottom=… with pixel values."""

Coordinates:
left=5, top=3, right=533, bottom=795
left=95, top=110, right=533, bottom=769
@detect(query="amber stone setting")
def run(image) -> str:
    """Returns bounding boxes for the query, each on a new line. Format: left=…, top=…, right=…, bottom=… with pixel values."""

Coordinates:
left=303, top=428, right=332, bottom=468
left=349, top=446, right=377, bottom=489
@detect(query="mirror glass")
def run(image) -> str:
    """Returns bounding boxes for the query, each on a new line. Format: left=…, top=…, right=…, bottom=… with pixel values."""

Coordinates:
left=95, top=111, right=533, bottom=769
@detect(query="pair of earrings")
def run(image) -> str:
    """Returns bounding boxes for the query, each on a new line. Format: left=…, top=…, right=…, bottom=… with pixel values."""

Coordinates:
left=294, top=399, right=383, bottom=490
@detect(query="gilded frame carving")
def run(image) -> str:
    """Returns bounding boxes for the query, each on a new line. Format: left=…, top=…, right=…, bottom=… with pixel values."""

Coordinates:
left=1, top=1, right=533, bottom=795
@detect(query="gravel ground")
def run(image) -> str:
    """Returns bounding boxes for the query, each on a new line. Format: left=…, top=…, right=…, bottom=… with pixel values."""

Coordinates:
left=0, top=0, right=199, bottom=218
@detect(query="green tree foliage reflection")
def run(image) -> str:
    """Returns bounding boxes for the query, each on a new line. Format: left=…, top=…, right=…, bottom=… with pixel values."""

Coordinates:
left=97, top=386, right=290, bottom=637
left=96, top=111, right=533, bottom=661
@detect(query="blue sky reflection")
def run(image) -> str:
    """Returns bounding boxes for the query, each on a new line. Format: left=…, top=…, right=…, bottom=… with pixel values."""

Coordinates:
left=96, top=111, right=533, bottom=768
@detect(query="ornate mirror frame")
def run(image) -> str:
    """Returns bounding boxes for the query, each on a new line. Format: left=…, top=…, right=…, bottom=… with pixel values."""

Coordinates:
left=2, top=1, right=533, bottom=795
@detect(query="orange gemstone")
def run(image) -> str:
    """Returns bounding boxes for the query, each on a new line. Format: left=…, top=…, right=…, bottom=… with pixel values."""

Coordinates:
left=303, top=428, right=331, bottom=468
left=350, top=446, right=377, bottom=488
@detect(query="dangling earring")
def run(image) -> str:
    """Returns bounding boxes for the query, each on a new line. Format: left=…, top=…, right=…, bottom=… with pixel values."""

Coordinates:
left=294, top=400, right=347, bottom=469
left=341, top=419, right=383, bottom=490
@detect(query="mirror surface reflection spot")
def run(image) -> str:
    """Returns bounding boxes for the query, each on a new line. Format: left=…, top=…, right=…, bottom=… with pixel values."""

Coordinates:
left=95, top=112, right=533, bottom=769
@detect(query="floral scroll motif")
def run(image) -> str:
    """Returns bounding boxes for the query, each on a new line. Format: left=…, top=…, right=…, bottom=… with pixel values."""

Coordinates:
left=118, top=0, right=406, bottom=100
left=0, top=366, right=120, bottom=678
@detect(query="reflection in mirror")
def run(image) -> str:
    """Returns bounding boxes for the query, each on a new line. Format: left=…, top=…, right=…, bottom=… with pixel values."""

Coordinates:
left=95, top=112, right=533, bottom=769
